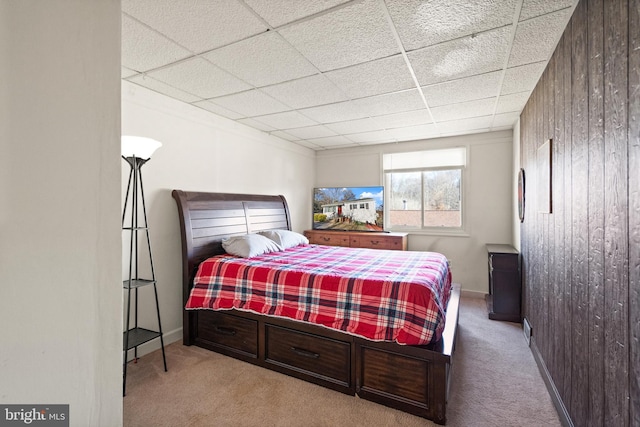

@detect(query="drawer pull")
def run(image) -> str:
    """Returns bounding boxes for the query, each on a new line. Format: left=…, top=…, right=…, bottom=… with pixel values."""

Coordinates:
left=322, top=237, right=330, bottom=241
left=290, top=346, right=320, bottom=359
left=214, top=326, right=237, bottom=336
left=370, top=240, right=379, bottom=244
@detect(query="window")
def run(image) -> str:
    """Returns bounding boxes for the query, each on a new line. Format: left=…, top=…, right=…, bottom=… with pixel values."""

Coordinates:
left=383, top=147, right=466, bottom=231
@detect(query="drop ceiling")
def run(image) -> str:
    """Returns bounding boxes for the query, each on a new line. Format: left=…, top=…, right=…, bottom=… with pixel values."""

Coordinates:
left=122, top=0, right=577, bottom=150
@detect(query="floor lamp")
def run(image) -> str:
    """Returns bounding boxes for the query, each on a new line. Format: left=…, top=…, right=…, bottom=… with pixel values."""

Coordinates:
left=121, top=136, right=167, bottom=396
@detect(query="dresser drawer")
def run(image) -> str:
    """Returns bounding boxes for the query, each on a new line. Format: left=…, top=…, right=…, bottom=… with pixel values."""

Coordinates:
left=265, top=325, right=351, bottom=386
left=489, top=253, right=518, bottom=270
left=308, top=232, right=350, bottom=247
left=197, top=311, right=258, bottom=357
left=350, top=235, right=394, bottom=250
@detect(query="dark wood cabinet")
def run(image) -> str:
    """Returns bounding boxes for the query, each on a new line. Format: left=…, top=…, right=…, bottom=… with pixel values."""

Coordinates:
left=485, top=244, right=521, bottom=323
left=304, top=230, right=407, bottom=251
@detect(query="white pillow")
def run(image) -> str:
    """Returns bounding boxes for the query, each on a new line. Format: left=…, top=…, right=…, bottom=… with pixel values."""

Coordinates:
left=221, top=234, right=282, bottom=258
left=258, top=229, right=309, bottom=249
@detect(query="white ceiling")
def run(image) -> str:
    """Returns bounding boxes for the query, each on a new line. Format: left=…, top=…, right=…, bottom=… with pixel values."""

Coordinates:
left=122, top=0, right=576, bottom=151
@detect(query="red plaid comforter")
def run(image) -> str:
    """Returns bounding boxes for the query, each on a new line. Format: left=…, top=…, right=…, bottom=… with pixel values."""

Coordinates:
left=187, top=244, right=452, bottom=345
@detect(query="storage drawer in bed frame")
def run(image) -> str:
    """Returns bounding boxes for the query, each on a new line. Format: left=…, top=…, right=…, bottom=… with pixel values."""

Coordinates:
left=195, top=310, right=258, bottom=360
left=355, top=340, right=450, bottom=421
left=265, top=324, right=352, bottom=389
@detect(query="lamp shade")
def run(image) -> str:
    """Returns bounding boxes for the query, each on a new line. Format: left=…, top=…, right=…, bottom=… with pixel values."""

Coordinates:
left=121, top=135, right=162, bottom=159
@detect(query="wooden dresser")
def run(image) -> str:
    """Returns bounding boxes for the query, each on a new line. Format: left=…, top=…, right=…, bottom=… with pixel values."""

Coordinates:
left=304, top=229, right=408, bottom=251
left=485, top=244, right=521, bottom=323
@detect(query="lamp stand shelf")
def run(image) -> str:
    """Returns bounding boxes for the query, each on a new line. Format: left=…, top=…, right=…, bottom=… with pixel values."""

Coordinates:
left=122, top=154, right=167, bottom=396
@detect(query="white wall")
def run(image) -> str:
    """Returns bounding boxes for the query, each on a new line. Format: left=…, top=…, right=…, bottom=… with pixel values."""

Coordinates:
left=0, top=1, right=122, bottom=426
left=316, top=131, right=514, bottom=294
left=121, top=82, right=316, bottom=354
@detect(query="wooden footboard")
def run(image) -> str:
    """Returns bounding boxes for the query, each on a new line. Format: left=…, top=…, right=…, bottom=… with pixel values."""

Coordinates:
left=172, top=189, right=459, bottom=424
left=356, top=283, right=459, bottom=423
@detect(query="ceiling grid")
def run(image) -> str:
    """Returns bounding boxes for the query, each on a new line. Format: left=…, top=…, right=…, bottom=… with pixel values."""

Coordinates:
left=122, top=0, right=577, bottom=150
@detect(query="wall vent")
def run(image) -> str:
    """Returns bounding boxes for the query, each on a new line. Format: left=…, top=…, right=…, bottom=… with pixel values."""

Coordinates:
left=523, top=318, right=532, bottom=346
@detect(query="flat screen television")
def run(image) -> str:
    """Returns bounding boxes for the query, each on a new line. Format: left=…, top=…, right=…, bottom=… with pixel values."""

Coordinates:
left=313, top=186, right=384, bottom=232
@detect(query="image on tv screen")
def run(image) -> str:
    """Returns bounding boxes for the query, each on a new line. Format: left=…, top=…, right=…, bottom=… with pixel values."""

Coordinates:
left=313, top=186, right=384, bottom=232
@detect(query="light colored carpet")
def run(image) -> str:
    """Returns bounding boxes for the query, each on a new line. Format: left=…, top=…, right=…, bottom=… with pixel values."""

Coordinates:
left=123, top=297, right=560, bottom=426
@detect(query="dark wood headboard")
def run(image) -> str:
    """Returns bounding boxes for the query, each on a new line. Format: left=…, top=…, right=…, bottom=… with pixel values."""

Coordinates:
left=171, top=190, right=292, bottom=304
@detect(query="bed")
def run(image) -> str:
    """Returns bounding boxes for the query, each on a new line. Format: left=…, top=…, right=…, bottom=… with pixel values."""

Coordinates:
left=172, top=190, right=460, bottom=425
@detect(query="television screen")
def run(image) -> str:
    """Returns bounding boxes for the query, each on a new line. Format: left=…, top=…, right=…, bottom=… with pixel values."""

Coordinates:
left=313, top=186, right=384, bottom=232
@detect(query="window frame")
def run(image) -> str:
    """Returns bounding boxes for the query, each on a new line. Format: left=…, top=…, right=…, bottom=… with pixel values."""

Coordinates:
left=383, top=147, right=469, bottom=236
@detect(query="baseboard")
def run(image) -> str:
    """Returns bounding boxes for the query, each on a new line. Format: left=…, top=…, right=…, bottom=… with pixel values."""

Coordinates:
left=125, top=327, right=182, bottom=361
left=523, top=317, right=532, bottom=346
left=530, top=339, right=574, bottom=427
left=460, top=289, right=486, bottom=299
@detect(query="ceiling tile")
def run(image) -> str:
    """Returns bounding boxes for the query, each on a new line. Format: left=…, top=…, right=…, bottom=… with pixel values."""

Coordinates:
left=236, top=117, right=276, bottom=132
left=385, top=123, right=439, bottom=141
left=437, top=116, right=493, bottom=133
left=431, top=98, right=497, bottom=122
left=408, top=26, right=512, bottom=86
left=519, top=0, right=575, bottom=21
left=202, top=32, right=318, bottom=87
left=307, top=135, right=356, bottom=148
left=324, top=55, right=416, bottom=99
left=261, top=74, right=348, bottom=109
left=422, top=71, right=502, bottom=107
left=501, top=61, right=546, bottom=94
left=270, top=130, right=301, bottom=141
left=252, top=111, right=318, bottom=129
left=194, top=100, right=246, bottom=120
left=210, top=89, right=290, bottom=117
left=325, top=117, right=385, bottom=134
left=346, top=129, right=394, bottom=144
left=284, top=125, right=337, bottom=139
left=386, top=0, right=517, bottom=51
left=492, top=112, right=520, bottom=128
left=352, top=90, right=425, bottom=117
left=147, top=57, right=251, bottom=99
left=121, top=14, right=192, bottom=72
left=244, top=0, right=350, bottom=27
left=128, top=75, right=202, bottom=103
left=508, top=8, right=573, bottom=67
left=291, top=139, right=323, bottom=150
left=371, top=109, right=432, bottom=129
left=278, top=0, right=399, bottom=71
left=496, top=92, right=530, bottom=114
left=122, top=0, right=267, bottom=54
left=299, top=101, right=369, bottom=123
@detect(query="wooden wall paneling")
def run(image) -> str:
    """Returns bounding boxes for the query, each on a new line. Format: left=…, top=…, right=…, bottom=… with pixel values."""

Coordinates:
left=534, top=74, right=544, bottom=355
left=520, top=104, right=530, bottom=327
left=523, top=94, right=533, bottom=338
left=543, top=62, right=554, bottom=369
left=587, top=0, right=606, bottom=424
left=570, top=1, right=590, bottom=424
left=534, top=67, right=544, bottom=358
left=525, top=102, right=536, bottom=332
left=603, top=0, right=630, bottom=424
left=561, top=23, right=574, bottom=409
left=521, top=1, right=637, bottom=423
left=552, top=32, right=566, bottom=396
left=629, top=0, right=640, bottom=423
